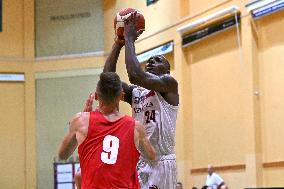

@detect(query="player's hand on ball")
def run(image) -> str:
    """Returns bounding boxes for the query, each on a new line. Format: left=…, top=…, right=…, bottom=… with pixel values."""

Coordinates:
left=124, top=11, right=140, bottom=42
left=114, top=8, right=144, bottom=40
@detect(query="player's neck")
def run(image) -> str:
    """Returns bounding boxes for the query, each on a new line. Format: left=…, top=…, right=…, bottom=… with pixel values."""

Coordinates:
left=97, top=103, right=119, bottom=116
left=97, top=104, right=124, bottom=122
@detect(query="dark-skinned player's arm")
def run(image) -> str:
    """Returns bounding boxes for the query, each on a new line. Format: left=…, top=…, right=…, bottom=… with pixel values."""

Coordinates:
left=104, top=36, right=134, bottom=105
left=134, top=121, right=156, bottom=160
left=103, top=37, right=124, bottom=73
left=123, top=12, right=178, bottom=94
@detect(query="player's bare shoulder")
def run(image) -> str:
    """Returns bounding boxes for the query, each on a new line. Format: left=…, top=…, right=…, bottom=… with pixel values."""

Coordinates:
left=159, top=74, right=179, bottom=106
left=70, top=112, right=90, bottom=130
left=160, top=74, right=178, bottom=93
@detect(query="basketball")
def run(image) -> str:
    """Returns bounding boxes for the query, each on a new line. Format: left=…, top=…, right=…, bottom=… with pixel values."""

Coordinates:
left=114, top=8, right=145, bottom=39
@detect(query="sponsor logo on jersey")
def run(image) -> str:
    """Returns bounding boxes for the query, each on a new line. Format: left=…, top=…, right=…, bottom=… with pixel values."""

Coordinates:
left=133, top=102, right=154, bottom=113
left=133, top=90, right=155, bottom=104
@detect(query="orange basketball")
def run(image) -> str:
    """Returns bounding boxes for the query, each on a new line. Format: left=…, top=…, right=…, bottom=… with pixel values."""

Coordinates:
left=114, top=8, right=145, bottom=39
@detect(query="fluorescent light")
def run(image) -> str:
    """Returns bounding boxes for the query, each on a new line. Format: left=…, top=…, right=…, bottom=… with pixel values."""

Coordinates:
left=246, top=0, right=278, bottom=12
left=246, top=0, right=284, bottom=18
left=0, top=74, right=25, bottom=81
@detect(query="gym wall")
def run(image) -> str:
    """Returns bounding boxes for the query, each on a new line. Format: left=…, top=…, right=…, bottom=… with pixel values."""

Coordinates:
left=183, top=27, right=247, bottom=189
left=0, top=0, right=35, bottom=188
left=0, top=82, right=25, bottom=189
left=0, top=0, right=25, bottom=57
left=257, top=11, right=284, bottom=186
left=1, top=0, right=284, bottom=188
left=0, top=0, right=104, bottom=188
left=36, top=70, right=100, bottom=189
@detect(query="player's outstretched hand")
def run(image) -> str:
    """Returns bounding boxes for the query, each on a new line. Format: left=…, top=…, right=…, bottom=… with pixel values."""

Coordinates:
left=83, top=92, right=95, bottom=112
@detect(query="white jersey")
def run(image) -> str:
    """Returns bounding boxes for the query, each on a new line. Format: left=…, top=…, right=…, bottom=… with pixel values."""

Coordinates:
left=132, top=87, right=178, bottom=157
left=132, top=87, right=179, bottom=189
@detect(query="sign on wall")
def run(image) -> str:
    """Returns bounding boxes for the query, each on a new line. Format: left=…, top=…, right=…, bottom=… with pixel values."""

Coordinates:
left=36, top=0, right=104, bottom=57
left=182, top=15, right=241, bottom=47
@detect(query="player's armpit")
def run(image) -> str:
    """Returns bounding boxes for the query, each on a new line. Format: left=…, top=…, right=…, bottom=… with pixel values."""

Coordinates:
left=122, top=82, right=135, bottom=104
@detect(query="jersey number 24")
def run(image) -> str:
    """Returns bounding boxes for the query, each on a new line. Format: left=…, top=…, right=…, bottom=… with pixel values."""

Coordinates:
left=145, top=110, right=156, bottom=123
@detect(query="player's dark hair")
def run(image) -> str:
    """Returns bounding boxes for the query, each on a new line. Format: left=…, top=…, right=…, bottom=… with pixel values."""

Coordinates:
left=97, top=72, right=122, bottom=104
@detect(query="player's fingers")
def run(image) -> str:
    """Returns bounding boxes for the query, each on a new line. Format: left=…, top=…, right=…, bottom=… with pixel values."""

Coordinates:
left=89, top=93, right=95, bottom=104
left=90, top=92, right=95, bottom=102
left=83, top=101, right=90, bottom=112
left=123, top=16, right=128, bottom=25
left=83, top=92, right=93, bottom=112
left=133, top=11, right=137, bottom=24
left=130, top=12, right=134, bottom=22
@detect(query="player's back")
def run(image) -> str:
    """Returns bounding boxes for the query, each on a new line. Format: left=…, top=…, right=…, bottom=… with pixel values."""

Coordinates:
left=78, top=110, right=140, bottom=189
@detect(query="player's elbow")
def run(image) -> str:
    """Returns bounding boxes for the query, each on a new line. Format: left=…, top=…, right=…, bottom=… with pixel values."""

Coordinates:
left=58, top=152, right=67, bottom=160
left=128, top=73, right=144, bottom=85
left=58, top=148, right=70, bottom=160
left=128, top=74, right=139, bottom=84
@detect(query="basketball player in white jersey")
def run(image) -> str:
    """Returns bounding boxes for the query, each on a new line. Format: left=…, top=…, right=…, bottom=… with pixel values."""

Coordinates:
left=103, top=12, right=179, bottom=189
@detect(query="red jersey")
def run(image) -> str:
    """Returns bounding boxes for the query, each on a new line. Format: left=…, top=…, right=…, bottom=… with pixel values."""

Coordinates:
left=78, top=110, right=140, bottom=189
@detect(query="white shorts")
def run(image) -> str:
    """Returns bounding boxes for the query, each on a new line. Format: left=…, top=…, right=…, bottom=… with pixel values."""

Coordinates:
left=137, top=154, right=177, bottom=189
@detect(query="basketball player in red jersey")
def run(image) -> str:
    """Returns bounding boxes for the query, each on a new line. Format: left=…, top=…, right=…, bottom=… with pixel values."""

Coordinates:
left=58, top=72, right=156, bottom=189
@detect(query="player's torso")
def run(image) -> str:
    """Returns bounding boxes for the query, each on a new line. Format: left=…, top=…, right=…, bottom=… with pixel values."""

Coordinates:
left=132, top=88, right=178, bottom=156
left=132, top=89, right=160, bottom=130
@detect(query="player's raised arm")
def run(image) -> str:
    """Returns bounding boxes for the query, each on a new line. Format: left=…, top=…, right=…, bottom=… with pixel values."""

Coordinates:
left=134, top=121, right=156, bottom=161
left=123, top=12, right=178, bottom=94
left=103, top=38, right=124, bottom=73
left=104, top=39, right=134, bottom=105
left=108, top=9, right=145, bottom=104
